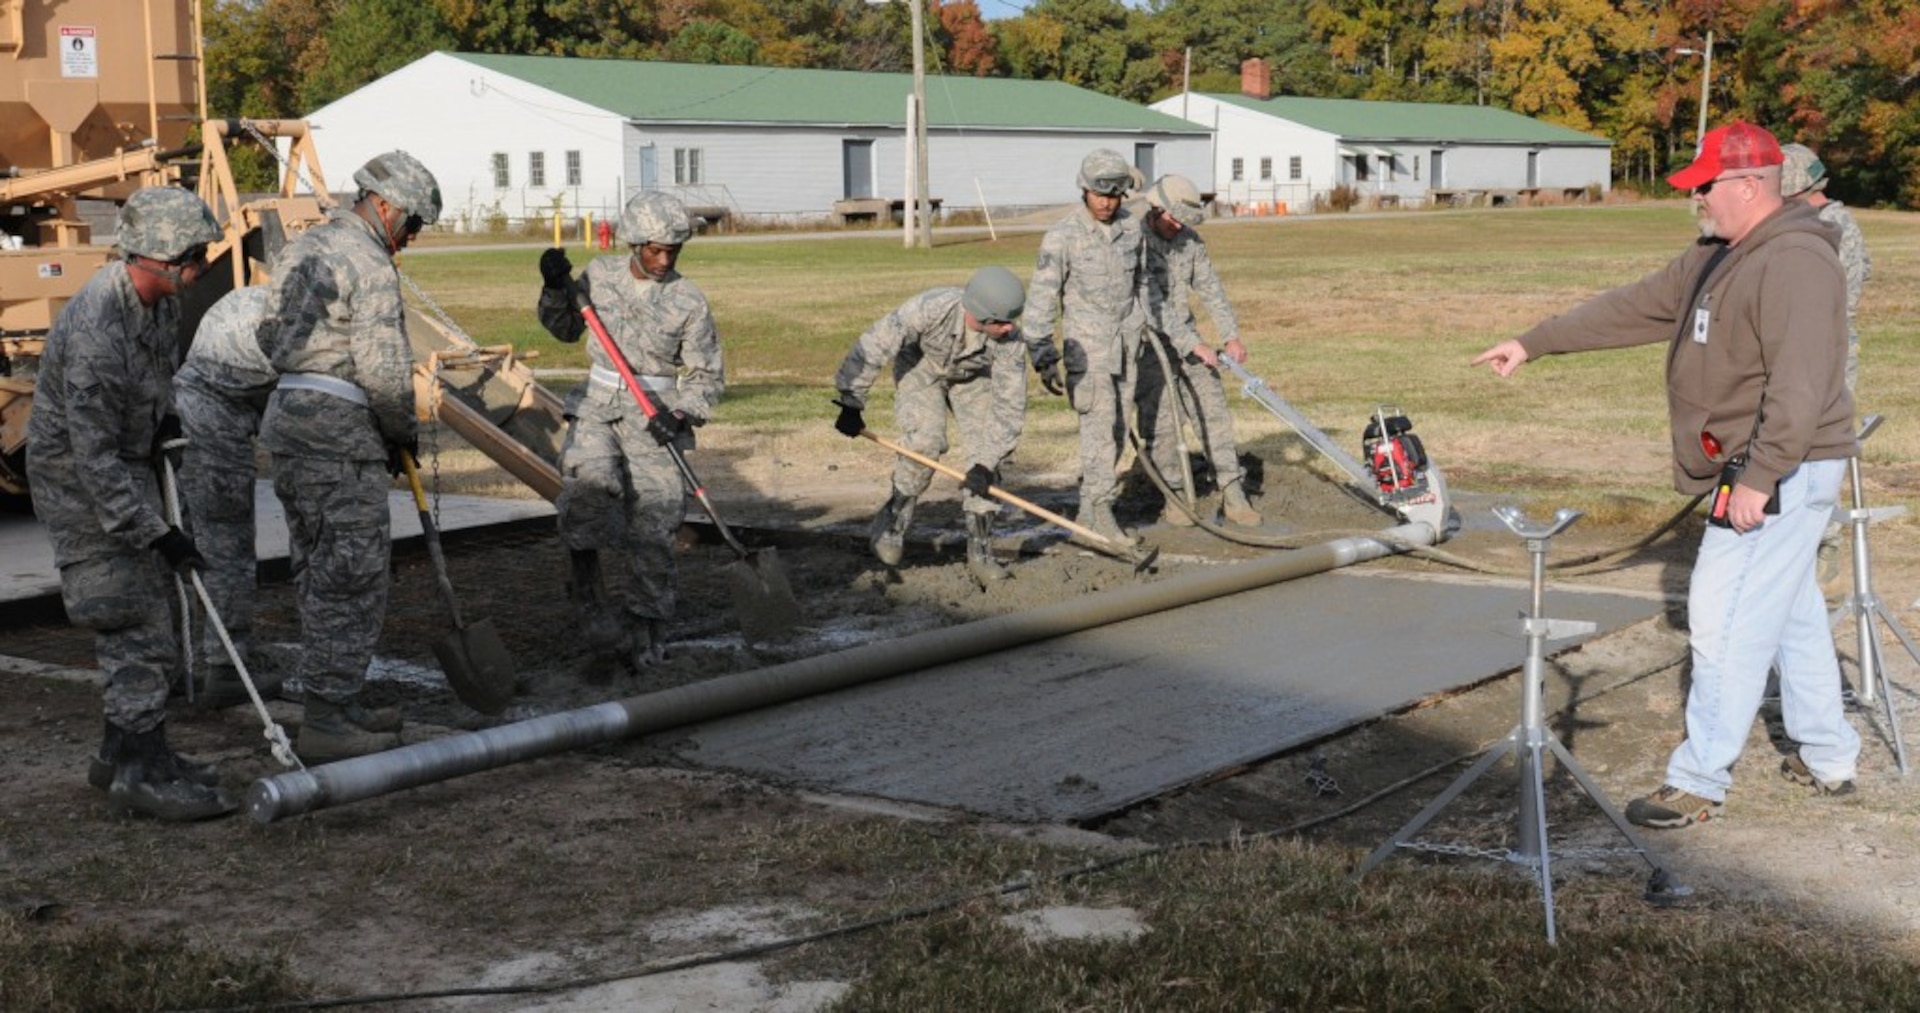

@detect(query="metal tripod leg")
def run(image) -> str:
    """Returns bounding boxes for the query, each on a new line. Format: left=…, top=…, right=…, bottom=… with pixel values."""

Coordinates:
left=1826, top=417, right=1912, bottom=774
left=1355, top=506, right=1681, bottom=944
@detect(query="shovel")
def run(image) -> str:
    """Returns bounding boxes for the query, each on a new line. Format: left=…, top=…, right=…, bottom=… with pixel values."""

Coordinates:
left=400, top=451, right=517, bottom=714
left=857, top=429, right=1158, bottom=573
left=571, top=289, right=801, bottom=643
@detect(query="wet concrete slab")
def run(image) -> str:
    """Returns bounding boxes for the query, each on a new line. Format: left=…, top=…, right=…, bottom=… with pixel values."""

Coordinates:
left=671, top=569, right=1666, bottom=823
left=0, top=482, right=553, bottom=604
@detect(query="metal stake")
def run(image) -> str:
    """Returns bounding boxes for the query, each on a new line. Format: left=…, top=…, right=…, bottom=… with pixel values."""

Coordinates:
left=1356, top=506, right=1682, bottom=944
left=1828, top=415, right=1912, bottom=774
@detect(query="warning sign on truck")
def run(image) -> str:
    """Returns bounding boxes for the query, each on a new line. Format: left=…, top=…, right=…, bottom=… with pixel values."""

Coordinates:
left=60, top=26, right=98, bottom=79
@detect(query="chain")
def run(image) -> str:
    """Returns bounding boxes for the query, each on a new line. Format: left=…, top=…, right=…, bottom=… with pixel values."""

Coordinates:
left=400, top=272, right=481, bottom=351
left=1304, top=754, right=1342, bottom=797
left=1395, top=839, right=1647, bottom=864
left=238, top=120, right=325, bottom=201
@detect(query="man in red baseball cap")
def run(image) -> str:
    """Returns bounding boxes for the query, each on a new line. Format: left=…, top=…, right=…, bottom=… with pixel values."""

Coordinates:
left=1472, top=121, right=1860, bottom=829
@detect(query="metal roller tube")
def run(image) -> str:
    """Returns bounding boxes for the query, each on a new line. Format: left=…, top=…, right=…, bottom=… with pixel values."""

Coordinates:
left=248, top=521, right=1441, bottom=823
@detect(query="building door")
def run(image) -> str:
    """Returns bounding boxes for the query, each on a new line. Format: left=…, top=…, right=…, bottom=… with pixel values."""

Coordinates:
left=843, top=140, right=874, bottom=199
left=1133, top=143, right=1156, bottom=183
left=1527, top=150, right=1540, bottom=188
left=639, top=145, right=658, bottom=190
left=1430, top=149, right=1445, bottom=187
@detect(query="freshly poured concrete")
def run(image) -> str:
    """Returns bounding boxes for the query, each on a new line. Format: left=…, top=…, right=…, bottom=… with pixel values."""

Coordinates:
left=0, top=482, right=553, bottom=604
left=671, top=570, right=1665, bottom=823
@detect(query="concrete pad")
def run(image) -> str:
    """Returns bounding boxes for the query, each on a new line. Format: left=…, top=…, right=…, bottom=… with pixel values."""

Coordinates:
left=0, top=481, right=552, bottom=604
left=671, top=570, right=1664, bottom=823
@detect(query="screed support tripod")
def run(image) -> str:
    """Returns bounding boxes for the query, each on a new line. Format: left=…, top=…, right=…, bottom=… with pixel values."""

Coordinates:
left=1828, top=414, right=1912, bottom=774
left=1356, top=506, right=1683, bottom=944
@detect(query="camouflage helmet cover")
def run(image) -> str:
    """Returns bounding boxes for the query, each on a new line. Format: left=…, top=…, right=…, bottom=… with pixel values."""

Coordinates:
left=1779, top=143, right=1828, bottom=198
left=961, top=265, right=1025, bottom=323
left=353, top=150, right=443, bottom=225
left=1146, top=174, right=1207, bottom=227
left=618, top=191, right=694, bottom=246
left=1077, top=148, right=1134, bottom=197
left=116, top=186, right=221, bottom=261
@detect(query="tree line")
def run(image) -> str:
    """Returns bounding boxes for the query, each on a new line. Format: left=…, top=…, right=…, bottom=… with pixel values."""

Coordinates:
left=203, top=0, right=1920, bottom=208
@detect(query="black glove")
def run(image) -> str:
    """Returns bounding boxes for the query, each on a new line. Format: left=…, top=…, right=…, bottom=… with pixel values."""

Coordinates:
left=151, top=414, right=185, bottom=471
left=962, top=464, right=994, bottom=498
left=832, top=398, right=865, bottom=439
left=386, top=438, right=419, bottom=478
left=1037, top=363, right=1065, bottom=397
left=150, top=527, right=205, bottom=574
left=540, top=248, right=573, bottom=289
left=646, top=410, right=688, bottom=447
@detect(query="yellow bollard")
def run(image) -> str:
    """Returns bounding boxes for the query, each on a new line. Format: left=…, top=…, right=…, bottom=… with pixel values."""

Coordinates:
left=551, top=211, right=563, bottom=248
left=581, top=213, right=593, bottom=250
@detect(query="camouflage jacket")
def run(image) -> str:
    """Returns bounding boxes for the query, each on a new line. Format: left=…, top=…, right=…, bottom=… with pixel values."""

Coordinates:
left=175, top=285, right=274, bottom=409
left=1145, top=226, right=1239, bottom=356
left=1818, top=201, right=1871, bottom=319
left=537, top=255, right=723, bottom=424
left=25, top=262, right=178, bottom=565
left=257, top=208, right=416, bottom=461
left=1023, top=205, right=1149, bottom=376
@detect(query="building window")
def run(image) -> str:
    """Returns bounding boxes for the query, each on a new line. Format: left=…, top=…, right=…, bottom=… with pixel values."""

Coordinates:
left=1382, top=155, right=1396, bottom=182
left=490, top=152, right=509, bottom=189
left=529, top=151, right=546, bottom=188
left=1231, top=157, right=1244, bottom=182
left=1259, top=157, right=1273, bottom=181
left=674, top=148, right=703, bottom=185
left=1414, top=156, right=1422, bottom=181
left=1289, top=156, right=1302, bottom=181
left=566, top=151, right=582, bottom=186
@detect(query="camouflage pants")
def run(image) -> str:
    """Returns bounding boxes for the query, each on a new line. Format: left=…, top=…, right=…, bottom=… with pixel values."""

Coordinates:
left=1136, top=336, right=1244, bottom=492
left=58, top=551, right=176, bottom=733
left=889, top=370, right=1007, bottom=517
left=1064, top=358, right=1137, bottom=508
left=177, top=384, right=260, bottom=669
left=272, top=455, right=392, bottom=703
left=556, top=414, right=688, bottom=621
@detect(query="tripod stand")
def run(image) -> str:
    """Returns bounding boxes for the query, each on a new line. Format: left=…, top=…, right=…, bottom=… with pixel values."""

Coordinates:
left=1356, top=506, right=1682, bottom=944
left=1828, top=414, right=1912, bottom=774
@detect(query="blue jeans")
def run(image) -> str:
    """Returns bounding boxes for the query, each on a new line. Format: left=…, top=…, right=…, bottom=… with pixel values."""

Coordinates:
left=1667, top=457, right=1859, bottom=800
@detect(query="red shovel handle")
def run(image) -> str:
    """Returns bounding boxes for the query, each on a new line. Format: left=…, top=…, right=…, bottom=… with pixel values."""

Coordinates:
left=573, top=288, right=661, bottom=421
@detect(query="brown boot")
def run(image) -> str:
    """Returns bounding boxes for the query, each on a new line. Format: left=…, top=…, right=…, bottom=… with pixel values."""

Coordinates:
left=90, top=719, right=220, bottom=792
left=104, top=723, right=235, bottom=821
left=1081, top=499, right=1139, bottom=547
left=297, top=698, right=403, bottom=764
left=1221, top=481, right=1262, bottom=527
left=870, top=492, right=917, bottom=567
left=965, top=512, right=1011, bottom=587
left=1158, top=494, right=1197, bottom=528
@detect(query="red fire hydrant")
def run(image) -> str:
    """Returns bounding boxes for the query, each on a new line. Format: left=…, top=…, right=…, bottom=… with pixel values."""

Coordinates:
left=596, top=219, right=613, bottom=250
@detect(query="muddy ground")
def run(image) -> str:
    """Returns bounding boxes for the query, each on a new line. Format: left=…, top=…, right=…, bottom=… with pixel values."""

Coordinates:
left=3, top=445, right=1919, bottom=1006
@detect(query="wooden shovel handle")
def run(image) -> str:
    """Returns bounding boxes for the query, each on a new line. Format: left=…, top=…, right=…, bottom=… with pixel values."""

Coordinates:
left=856, top=430, right=1124, bottom=550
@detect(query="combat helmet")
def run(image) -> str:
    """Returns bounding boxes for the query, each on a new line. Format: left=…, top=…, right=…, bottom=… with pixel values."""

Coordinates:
left=1779, top=143, right=1827, bottom=198
left=1146, top=174, right=1207, bottom=227
left=116, top=187, right=220, bottom=262
left=353, top=150, right=443, bottom=225
left=618, top=191, right=694, bottom=247
left=1077, top=149, right=1134, bottom=197
left=961, top=266, right=1025, bottom=323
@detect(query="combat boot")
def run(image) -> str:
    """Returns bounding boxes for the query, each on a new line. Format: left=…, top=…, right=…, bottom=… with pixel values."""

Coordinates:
left=297, top=698, right=403, bottom=764
left=869, top=492, right=918, bottom=567
left=628, top=618, right=669, bottom=670
left=1081, top=499, right=1138, bottom=547
left=192, top=662, right=285, bottom=713
left=1158, top=492, right=1197, bottom=528
left=965, top=512, right=1011, bottom=587
left=1221, top=481, right=1263, bottom=527
left=105, top=723, right=235, bottom=821
left=569, top=549, right=626, bottom=656
left=89, top=719, right=220, bottom=792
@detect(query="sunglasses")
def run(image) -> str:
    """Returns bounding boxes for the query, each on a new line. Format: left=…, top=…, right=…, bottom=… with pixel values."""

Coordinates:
left=169, top=243, right=210, bottom=266
left=403, top=214, right=425, bottom=235
left=1693, top=172, right=1763, bottom=197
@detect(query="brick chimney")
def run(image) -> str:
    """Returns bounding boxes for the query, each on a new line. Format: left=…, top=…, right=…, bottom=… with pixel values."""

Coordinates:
left=1241, top=58, right=1271, bottom=100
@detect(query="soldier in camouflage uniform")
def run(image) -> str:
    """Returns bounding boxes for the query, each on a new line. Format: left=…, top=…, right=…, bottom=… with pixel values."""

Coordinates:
left=1783, top=143, right=1876, bottom=583
left=1135, top=174, right=1261, bottom=529
left=173, top=285, right=282, bottom=708
left=1023, top=149, right=1153, bottom=545
left=258, top=150, right=441, bottom=763
left=536, top=191, right=723, bottom=667
left=831, top=266, right=1029, bottom=586
left=27, top=186, right=233, bottom=820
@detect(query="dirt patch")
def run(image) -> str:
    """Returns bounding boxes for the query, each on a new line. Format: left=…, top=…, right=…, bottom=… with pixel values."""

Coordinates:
left=4, top=448, right=1920, bottom=1001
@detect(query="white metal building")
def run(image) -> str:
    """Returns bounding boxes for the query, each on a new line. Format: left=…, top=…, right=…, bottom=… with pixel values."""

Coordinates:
left=1150, top=63, right=1613, bottom=213
left=305, top=52, right=1212, bottom=229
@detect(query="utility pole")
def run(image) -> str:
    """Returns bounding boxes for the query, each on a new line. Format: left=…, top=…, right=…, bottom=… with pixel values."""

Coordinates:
left=907, top=0, right=933, bottom=250
left=1676, top=30, right=1714, bottom=154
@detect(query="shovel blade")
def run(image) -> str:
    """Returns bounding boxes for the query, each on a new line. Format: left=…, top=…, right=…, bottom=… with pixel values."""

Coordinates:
left=726, top=547, right=801, bottom=644
left=433, top=618, right=517, bottom=715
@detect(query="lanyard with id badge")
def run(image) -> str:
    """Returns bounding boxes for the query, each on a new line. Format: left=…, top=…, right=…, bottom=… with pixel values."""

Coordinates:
left=1685, top=246, right=1779, bottom=528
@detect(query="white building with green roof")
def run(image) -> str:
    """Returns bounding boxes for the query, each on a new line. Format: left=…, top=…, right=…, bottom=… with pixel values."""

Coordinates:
left=305, top=51, right=1212, bottom=229
left=1151, top=71, right=1612, bottom=212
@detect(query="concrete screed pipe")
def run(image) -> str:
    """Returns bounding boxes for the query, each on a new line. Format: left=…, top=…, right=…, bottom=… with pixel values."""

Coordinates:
left=247, top=520, right=1443, bottom=823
